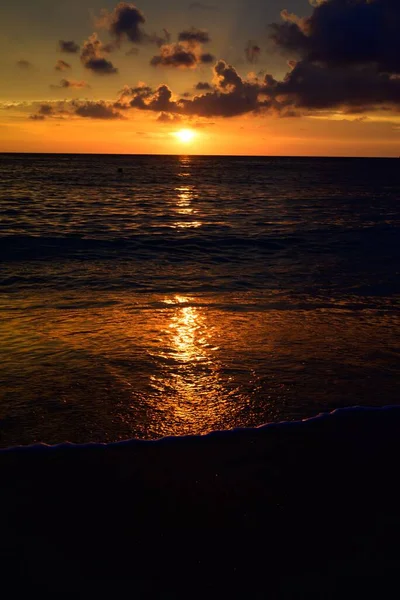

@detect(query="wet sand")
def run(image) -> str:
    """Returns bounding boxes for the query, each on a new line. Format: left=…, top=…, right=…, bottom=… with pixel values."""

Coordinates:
left=1, top=406, right=400, bottom=599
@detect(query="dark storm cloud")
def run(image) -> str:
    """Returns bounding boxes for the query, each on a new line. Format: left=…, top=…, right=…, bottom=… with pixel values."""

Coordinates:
left=58, top=40, right=80, bottom=54
left=51, top=79, right=90, bottom=89
left=80, top=33, right=118, bottom=75
left=269, top=0, right=400, bottom=74
left=178, top=28, right=210, bottom=45
left=274, top=61, right=400, bottom=112
left=74, top=101, right=124, bottom=119
left=195, top=81, right=212, bottom=90
left=55, top=60, right=71, bottom=72
left=16, top=60, right=33, bottom=70
left=97, top=2, right=169, bottom=47
left=245, top=41, right=261, bottom=64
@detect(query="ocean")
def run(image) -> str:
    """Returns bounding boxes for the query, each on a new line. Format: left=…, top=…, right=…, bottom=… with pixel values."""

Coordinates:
left=0, top=153, right=399, bottom=447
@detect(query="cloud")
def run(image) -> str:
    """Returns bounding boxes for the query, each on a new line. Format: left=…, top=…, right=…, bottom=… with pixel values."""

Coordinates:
left=178, top=27, right=210, bottom=45
left=97, top=2, right=168, bottom=47
left=38, top=105, right=54, bottom=116
left=55, top=60, right=71, bottom=72
left=245, top=41, right=261, bottom=64
left=58, top=40, right=80, bottom=54
left=273, top=61, right=400, bottom=112
left=118, top=61, right=268, bottom=117
left=116, top=82, right=178, bottom=112
left=29, top=104, right=55, bottom=120
left=195, top=82, right=212, bottom=90
left=74, top=101, right=124, bottom=119
left=116, top=55, right=400, bottom=120
left=16, top=60, right=33, bottom=70
left=80, top=33, right=118, bottom=75
left=157, top=112, right=182, bottom=123
left=264, top=0, right=400, bottom=114
left=51, top=79, right=90, bottom=89
left=269, top=0, right=400, bottom=74
left=150, top=43, right=213, bottom=68
left=150, top=27, right=213, bottom=69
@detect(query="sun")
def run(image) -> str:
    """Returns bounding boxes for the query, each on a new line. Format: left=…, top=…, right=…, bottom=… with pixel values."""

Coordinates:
left=175, top=129, right=196, bottom=143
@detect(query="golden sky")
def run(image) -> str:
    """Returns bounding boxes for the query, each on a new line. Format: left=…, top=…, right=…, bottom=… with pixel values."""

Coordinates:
left=0, top=0, right=399, bottom=156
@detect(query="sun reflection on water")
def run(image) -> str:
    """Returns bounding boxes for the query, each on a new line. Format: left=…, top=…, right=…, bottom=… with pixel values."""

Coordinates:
left=173, top=186, right=201, bottom=229
left=148, top=295, right=233, bottom=432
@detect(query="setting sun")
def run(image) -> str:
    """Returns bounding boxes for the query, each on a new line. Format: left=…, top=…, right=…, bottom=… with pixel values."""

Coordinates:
left=174, top=129, right=196, bottom=143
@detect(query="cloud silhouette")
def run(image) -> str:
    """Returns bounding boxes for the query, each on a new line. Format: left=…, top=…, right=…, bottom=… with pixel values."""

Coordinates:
left=80, top=33, right=118, bottom=75
left=16, top=60, right=33, bottom=70
left=150, top=27, right=213, bottom=68
left=51, top=79, right=90, bottom=89
left=97, top=2, right=168, bottom=47
left=58, top=40, right=80, bottom=54
left=55, top=60, right=71, bottom=72
left=245, top=41, right=261, bottom=64
left=157, top=112, right=182, bottom=123
left=178, top=28, right=210, bottom=45
left=117, top=52, right=400, bottom=120
left=269, top=0, right=400, bottom=74
left=150, top=43, right=213, bottom=68
left=74, top=101, right=124, bottom=119
left=195, top=82, right=212, bottom=90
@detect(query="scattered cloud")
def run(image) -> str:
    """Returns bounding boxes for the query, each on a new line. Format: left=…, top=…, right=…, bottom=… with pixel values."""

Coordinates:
left=150, top=43, right=213, bottom=68
left=245, top=41, right=261, bottom=64
left=51, top=79, right=90, bottom=89
left=178, top=27, right=210, bottom=45
left=55, top=60, right=71, bottom=72
left=195, top=81, right=212, bottom=90
left=150, top=27, right=213, bottom=69
left=29, top=104, right=55, bottom=120
left=74, top=101, right=124, bottom=119
left=80, top=33, right=118, bottom=75
left=157, top=112, right=182, bottom=123
left=58, top=40, right=80, bottom=54
left=16, top=60, right=33, bottom=70
left=97, top=2, right=169, bottom=47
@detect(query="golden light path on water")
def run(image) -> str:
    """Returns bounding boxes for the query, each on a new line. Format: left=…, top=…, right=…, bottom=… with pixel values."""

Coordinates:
left=147, top=295, right=235, bottom=433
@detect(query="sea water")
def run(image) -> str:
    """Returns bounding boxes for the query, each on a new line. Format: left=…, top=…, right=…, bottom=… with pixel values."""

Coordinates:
left=0, top=153, right=398, bottom=446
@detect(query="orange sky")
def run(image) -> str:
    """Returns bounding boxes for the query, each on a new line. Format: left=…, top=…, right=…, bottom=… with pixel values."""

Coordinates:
left=0, top=0, right=399, bottom=156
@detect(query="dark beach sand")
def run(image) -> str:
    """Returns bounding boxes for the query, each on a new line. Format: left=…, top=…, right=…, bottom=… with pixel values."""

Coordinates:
left=1, top=407, right=400, bottom=599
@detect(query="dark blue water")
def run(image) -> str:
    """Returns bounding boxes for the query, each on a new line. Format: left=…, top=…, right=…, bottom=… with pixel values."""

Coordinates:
left=0, top=153, right=399, bottom=446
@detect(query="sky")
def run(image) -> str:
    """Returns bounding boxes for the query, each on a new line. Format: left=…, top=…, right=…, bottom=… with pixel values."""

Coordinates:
left=0, top=0, right=399, bottom=156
